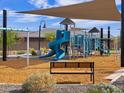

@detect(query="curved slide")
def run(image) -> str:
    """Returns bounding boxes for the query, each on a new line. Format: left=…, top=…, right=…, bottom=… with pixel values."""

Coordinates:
left=39, top=30, right=70, bottom=61
left=40, top=39, right=68, bottom=60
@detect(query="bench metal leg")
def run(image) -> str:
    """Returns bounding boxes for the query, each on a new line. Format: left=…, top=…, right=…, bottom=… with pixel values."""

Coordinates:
left=93, top=73, right=94, bottom=84
left=90, top=74, right=92, bottom=81
left=90, top=73, right=95, bottom=84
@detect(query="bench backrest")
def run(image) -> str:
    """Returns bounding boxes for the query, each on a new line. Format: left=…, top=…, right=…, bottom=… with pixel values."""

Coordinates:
left=50, top=62, right=94, bottom=68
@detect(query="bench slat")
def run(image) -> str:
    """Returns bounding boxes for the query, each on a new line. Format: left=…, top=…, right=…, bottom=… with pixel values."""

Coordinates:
left=51, top=72, right=94, bottom=74
left=51, top=62, right=94, bottom=68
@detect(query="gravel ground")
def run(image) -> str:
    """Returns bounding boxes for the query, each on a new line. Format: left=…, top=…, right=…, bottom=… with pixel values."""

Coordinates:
left=0, top=83, right=22, bottom=93
left=0, top=84, right=89, bottom=93
left=54, top=84, right=89, bottom=93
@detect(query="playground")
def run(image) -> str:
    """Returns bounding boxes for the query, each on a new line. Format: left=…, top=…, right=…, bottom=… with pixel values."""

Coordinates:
left=0, top=0, right=124, bottom=92
left=0, top=19, right=121, bottom=86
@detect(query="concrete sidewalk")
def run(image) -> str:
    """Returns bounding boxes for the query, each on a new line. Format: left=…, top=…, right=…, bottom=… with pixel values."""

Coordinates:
left=105, top=69, right=124, bottom=80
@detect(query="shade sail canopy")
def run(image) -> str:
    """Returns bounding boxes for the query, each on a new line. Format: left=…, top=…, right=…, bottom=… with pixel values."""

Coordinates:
left=18, top=0, right=121, bottom=21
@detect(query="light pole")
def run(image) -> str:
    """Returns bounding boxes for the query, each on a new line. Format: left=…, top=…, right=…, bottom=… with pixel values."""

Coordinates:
left=38, top=20, right=46, bottom=55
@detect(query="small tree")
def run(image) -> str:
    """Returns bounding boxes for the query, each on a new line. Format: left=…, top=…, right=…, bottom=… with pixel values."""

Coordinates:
left=7, top=31, right=19, bottom=48
left=0, top=30, right=19, bottom=49
left=45, top=32, right=56, bottom=41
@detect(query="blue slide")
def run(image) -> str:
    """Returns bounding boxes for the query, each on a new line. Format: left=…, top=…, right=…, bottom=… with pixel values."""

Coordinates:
left=40, top=30, right=70, bottom=61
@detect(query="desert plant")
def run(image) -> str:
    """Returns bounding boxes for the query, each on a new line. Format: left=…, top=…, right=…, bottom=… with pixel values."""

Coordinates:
left=87, top=83, right=122, bottom=93
left=40, top=47, right=48, bottom=54
left=22, top=72, right=56, bottom=93
left=30, top=48, right=37, bottom=56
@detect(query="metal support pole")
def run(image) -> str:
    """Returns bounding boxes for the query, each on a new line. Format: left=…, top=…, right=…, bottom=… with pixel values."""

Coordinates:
left=65, top=24, right=68, bottom=55
left=121, top=0, right=124, bottom=67
left=100, top=28, right=103, bottom=56
left=38, top=20, right=46, bottom=55
left=65, top=24, right=68, bottom=31
left=108, top=26, right=110, bottom=54
left=3, top=10, right=7, bottom=61
left=27, top=31, right=29, bottom=66
left=38, top=25, right=41, bottom=54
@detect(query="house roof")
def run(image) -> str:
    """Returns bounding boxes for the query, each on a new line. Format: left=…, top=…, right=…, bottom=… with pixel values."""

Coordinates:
left=0, top=28, right=57, bottom=38
left=0, top=28, right=114, bottom=38
left=70, top=27, right=88, bottom=31
left=18, top=0, right=120, bottom=21
left=92, top=34, right=114, bottom=38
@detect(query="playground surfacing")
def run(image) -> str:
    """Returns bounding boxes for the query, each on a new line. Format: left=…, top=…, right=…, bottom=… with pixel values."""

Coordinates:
left=0, top=54, right=122, bottom=84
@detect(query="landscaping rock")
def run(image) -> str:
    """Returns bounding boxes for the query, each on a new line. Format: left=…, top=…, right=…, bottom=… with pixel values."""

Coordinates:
left=0, top=84, right=89, bottom=93
left=54, top=84, right=89, bottom=93
left=0, top=83, right=22, bottom=93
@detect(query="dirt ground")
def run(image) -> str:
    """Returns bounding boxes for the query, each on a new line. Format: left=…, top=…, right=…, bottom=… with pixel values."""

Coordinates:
left=0, top=54, right=123, bottom=84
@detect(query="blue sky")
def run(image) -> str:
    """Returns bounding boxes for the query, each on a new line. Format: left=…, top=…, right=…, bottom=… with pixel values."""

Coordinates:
left=0, top=0, right=121, bottom=36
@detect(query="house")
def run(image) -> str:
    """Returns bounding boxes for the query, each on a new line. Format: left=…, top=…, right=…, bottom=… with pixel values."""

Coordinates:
left=0, top=28, right=57, bottom=51
left=0, top=28, right=116, bottom=51
left=14, top=28, right=57, bottom=50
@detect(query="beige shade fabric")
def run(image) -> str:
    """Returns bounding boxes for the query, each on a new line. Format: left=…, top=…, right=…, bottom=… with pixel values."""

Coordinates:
left=18, top=0, right=121, bottom=21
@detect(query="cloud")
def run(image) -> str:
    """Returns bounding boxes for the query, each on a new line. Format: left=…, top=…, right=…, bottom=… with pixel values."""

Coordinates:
left=28, top=0, right=93, bottom=9
left=51, top=19, right=120, bottom=36
left=0, top=8, right=17, bottom=16
left=0, top=10, right=2, bottom=15
left=15, top=14, right=40, bottom=23
left=55, top=0, right=121, bottom=7
left=72, top=19, right=120, bottom=28
left=28, top=0, right=52, bottom=8
left=28, top=0, right=121, bottom=9
left=46, top=16, right=57, bottom=19
left=115, top=0, right=121, bottom=5
left=0, top=8, right=57, bottom=23
left=55, top=0, right=93, bottom=6
left=51, top=22, right=60, bottom=26
left=0, top=9, right=41, bottom=23
left=51, top=19, right=120, bottom=29
left=42, top=15, right=58, bottom=20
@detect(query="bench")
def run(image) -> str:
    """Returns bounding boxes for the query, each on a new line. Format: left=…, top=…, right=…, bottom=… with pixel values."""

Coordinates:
left=50, top=62, right=95, bottom=84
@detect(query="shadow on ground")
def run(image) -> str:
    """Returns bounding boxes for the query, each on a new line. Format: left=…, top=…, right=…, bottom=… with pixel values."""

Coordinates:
left=0, top=58, right=49, bottom=69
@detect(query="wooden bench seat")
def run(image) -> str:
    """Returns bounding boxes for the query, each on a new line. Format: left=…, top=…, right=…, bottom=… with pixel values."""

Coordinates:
left=50, top=62, right=95, bottom=84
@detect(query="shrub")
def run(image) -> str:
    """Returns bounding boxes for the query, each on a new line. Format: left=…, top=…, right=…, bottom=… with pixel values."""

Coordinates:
left=45, top=32, right=56, bottom=42
left=22, top=72, right=56, bottom=93
left=30, top=48, right=37, bottom=56
left=17, top=50, right=25, bottom=54
left=40, top=48, right=49, bottom=54
left=87, top=83, right=122, bottom=93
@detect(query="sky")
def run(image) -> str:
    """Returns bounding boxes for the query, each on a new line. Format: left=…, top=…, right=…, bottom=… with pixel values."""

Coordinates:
left=0, top=0, right=121, bottom=36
